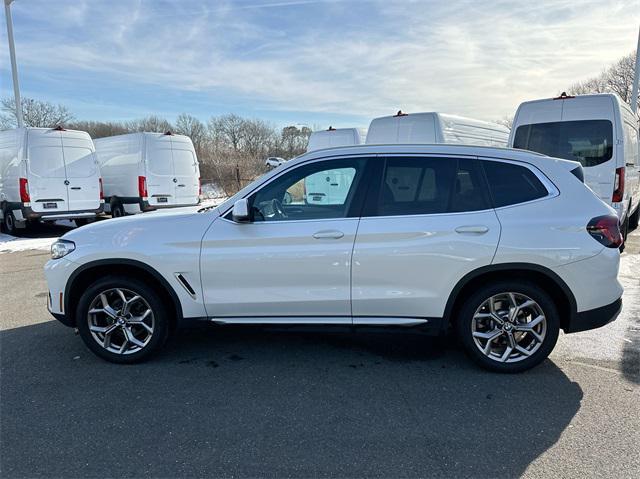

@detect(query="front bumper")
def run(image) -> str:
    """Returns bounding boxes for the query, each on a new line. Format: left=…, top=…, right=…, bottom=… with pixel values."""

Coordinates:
left=564, top=297, right=622, bottom=333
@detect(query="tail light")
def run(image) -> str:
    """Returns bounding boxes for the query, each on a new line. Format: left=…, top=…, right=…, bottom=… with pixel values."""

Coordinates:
left=612, top=167, right=624, bottom=203
left=587, top=215, right=622, bottom=248
left=138, top=176, right=148, bottom=199
left=19, top=178, right=30, bottom=203
left=98, top=178, right=104, bottom=200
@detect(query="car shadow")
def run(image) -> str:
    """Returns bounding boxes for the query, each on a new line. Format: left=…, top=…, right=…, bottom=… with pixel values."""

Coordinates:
left=1, top=321, right=583, bottom=478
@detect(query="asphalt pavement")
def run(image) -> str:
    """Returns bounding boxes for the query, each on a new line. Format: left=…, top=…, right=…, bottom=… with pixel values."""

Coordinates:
left=0, top=228, right=638, bottom=478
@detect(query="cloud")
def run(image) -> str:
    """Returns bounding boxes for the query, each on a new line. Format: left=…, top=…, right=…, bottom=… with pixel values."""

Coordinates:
left=1, top=0, right=638, bottom=125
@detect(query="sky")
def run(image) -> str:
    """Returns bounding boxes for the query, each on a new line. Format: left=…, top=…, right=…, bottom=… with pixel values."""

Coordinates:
left=1, top=0, right=639, bottom=130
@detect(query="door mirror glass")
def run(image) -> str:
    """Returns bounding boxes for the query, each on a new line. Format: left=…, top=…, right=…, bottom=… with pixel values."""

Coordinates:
left=232, top=198, right=250, bottom=222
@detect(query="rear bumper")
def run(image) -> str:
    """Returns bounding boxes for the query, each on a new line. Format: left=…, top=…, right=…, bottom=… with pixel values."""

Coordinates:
left=564, top=297, right=622, bottom=333
left=19, top=203, right=104, bottom=221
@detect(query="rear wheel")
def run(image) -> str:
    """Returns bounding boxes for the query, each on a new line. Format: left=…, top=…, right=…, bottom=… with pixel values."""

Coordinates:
left=75, top=276, right=170, bottom=363
left=456, top=281, right=560, bottom=373
left=2, top=209, right=17, bottom=235
left=110, top=200, right=125, bottom=218
left=629, top=205, right=639, bottom=231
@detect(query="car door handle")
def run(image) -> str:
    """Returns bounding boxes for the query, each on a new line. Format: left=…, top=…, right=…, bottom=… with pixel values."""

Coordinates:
left=177, top=184, right=186, bottom=187
left=70, top=187, right=81, bottom=190
left=312, top=230, right=344, bottom=239
left=455, top=225, right=489, bottom=235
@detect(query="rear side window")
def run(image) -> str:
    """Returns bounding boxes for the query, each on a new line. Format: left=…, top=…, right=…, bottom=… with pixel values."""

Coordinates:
left=513, top=120, right=613, bottom=167
left=482, top=161, right=548, bottom=207
left=374, top=157, right=490, bottom=216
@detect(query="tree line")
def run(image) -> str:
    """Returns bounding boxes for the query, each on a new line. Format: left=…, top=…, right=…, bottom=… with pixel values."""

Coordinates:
left=0, top=99, right=311, bottom=196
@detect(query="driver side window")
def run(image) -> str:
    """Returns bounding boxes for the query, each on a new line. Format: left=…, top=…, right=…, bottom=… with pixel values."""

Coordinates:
left=250, top=158, right=366, bottom=222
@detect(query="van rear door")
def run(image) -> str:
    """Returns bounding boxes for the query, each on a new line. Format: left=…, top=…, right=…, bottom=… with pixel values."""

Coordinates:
left=145, top=135, right=178, bottom=206
left=171, top=146, right=199, bottom=205
left=61, top=132, right=101, bottom=212
left=26, top=129, right=70, bottom=214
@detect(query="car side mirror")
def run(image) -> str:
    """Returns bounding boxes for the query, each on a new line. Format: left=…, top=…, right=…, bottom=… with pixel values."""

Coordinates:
left=232, top=198, right=250, bottom=223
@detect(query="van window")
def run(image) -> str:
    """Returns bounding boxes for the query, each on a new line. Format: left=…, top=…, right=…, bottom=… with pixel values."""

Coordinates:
left=374, top=157, right=490, bottom=216
left=173, top=149, right=197, bottom=176
left=482, top=161, right=548, bottom=207
left=63, top=147, right=96, bottom=178
left=148, top=149, right=173, bottom=176
left=28, top=146, right=66, bottom=178
left=513, top=120, right=613, bottom=167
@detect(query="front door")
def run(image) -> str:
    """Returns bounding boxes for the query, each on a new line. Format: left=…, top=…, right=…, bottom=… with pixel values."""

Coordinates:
left=200, top=157, right=369, bottom=321
left=352, top=156, right=501, bottom=321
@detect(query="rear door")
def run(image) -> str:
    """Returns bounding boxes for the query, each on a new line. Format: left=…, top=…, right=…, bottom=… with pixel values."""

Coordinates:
left=26, top=129, right=69, bottom=214
left=351, top=155, right=501, bottom=321
left=145, top=135, right=177, bottom=207
left=171, top=142, right=200, bottom=206
left=61, top=132, right=100, bottom=212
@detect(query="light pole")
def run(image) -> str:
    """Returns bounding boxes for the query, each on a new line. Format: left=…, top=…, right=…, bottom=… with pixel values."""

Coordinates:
left=631, top=25, right=640, bottom=114
left=4, top=0, right=23, bottom=127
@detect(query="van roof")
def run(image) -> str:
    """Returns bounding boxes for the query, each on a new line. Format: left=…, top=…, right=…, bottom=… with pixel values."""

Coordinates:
left=94, top=131, right=194, bottom=144
left=516, top=92, right=626, bottom=108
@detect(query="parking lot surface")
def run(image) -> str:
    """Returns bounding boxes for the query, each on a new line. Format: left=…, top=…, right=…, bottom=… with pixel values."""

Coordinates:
left=1, top=227, right=638, bottom=478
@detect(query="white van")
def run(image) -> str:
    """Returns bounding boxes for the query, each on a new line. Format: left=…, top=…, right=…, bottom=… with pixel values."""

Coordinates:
left=509, top=93, right=640, bottom=235
left=365, top=111, right=510, bottom=146
left=0, top=127, right=104, bottom=234
left=307, top=127, right=367, bottom=152
left=94, top=132, right=201, bottom=216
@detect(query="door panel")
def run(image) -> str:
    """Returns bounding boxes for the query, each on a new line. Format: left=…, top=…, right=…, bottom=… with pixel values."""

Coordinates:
left=352, top=211, right=500, bottom=318
left=27, top=131, right=69, bottom=214
left=200, top=217, right=358, bottom=318
left=200, top=156, right=370, bottom=320
left=172, top=148, right=199, bottom=205
left=352, top=155, right=501, bottom=319
left=62, top=145, right=100, bottom=212
left=146, top=147, right=177, bottom=206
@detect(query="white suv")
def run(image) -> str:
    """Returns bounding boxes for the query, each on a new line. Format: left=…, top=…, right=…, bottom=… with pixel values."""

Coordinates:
left=44, top=145, right=624, bottom=372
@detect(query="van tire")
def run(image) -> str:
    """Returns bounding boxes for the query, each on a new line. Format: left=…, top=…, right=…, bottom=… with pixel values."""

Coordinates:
left=75, top=219, right=89, bottom=228
left=455, top=280, right=560, bottom=373
left=75, top=276, right=170, bottom=363
left=110, top=200, right=125, bottom=218
left=629, top=205, right=639, bottom=231
left=2, top=209, right=17, bottom=235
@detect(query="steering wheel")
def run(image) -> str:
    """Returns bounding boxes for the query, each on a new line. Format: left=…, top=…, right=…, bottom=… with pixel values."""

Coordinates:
left=271, top=198, right=287, bottom=219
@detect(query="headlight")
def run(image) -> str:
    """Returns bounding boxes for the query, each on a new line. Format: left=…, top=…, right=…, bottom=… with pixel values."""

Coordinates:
left=51, top=240, right=76, bottom=259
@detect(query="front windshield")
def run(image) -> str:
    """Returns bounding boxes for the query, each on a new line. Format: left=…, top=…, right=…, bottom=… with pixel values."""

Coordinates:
left=513, top=119, right=613, bottom=167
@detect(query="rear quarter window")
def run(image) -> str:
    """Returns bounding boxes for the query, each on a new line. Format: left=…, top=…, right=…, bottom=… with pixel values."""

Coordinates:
left=482, top=161, right=549, bottom=207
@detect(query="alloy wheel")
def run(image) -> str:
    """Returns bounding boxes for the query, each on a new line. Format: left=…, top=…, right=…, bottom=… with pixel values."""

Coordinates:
left=87, top=288, right=155, bottom=355
left=471, top=292, right=547, bottom=363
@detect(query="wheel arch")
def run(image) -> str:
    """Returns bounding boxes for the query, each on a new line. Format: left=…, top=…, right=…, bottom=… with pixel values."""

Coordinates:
left=64, top=259, right=183, bottom=329
left=443, top=263, right=577, bottom=332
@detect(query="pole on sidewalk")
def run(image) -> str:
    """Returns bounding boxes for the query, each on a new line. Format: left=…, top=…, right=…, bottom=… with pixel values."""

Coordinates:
left=4, top=0, right=24, bottom=127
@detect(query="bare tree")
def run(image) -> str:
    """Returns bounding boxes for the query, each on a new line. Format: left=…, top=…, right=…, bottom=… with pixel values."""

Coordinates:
left=125, top=115, right=174, bottom=133
left=68, top=120, right=129, bottom=139
left=174, top=113, right=207, bottom=157
left=496, top=115, right=513, bottom=131
left=0, top=97, right=75, bottom=128
left=567, top=51, right=638, bottom=109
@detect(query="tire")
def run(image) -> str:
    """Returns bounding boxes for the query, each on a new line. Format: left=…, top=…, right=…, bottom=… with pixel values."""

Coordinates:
left=74, top=218, right=89, bottom=228
left=629, top=205, right=639, bottom=231
left=75, top=276, right=170, bottom=363
left=455, top=280, right=560, bottom=373
left=110, top=200, right=125, bottom=218
left=620, top=216, right=629, bottom=253
left=2, top=209, right=17, bottom=235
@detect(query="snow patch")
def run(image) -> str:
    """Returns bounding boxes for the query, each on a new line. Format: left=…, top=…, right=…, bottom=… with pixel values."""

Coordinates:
left=0, top=233, right=57, bottom=253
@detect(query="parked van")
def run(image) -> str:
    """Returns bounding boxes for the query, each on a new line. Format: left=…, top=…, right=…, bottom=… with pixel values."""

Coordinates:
left=94, top=132, right=200, bottom=216
left=307, top=127, right=366, bottom=152
left=0, top=127, right=103, bottom=234
left=510, top=93, right=640, bottom=236
left=365, top=111, right=510, bottom=147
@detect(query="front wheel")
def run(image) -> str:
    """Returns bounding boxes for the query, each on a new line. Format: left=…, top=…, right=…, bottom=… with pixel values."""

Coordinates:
left=456, top=281, right=560, bottom=373
left=75, top=276, right=170, bottom=363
